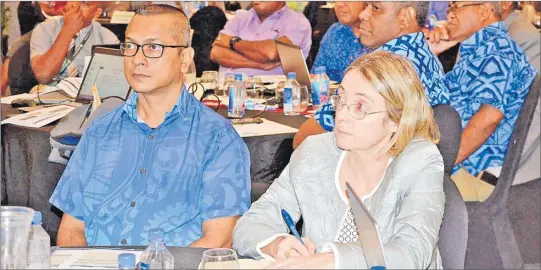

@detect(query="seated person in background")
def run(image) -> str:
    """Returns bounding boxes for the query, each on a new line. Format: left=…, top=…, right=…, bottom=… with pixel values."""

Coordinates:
left=427, top=1, right=537, bottom=201
left=233, top=51, right=445, bottom=269
left=49, top=5, right=251, bottom=248
left=311, top=1, right=368, bottom=83
left=210, top=1, right=311, bottom=76
left=30, top=1, right=119, bottom=84
left=501, top=1, right=541, bottom=185
left=1, top=33, right=36, bottom=96
left=294, top=1, right=450, bottom=149
left=190, top=6, right=228, bottom=77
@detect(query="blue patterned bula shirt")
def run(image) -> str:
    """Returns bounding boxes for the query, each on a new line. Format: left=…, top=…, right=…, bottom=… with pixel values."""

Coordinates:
left=49, top=88, right=251, bottom=246
left=448, top=22, right=537, bottom=176
left=315, top=32, right=450, bottom=131
left=312, top=22, right=368, bottom=83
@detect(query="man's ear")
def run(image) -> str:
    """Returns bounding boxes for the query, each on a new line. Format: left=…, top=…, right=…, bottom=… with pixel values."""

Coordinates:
left=95, top=7, right=103, bottom=18
left=180, top=47, right=195, bottom=74
left=479, top=4, right=493, bottom=21
left=398, top=6, right=417, bottom=29
left=500, top=1, right=513, bottom=12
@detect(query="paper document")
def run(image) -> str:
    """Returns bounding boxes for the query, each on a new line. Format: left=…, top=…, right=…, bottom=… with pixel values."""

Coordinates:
left=255, top=75, right=286, bottom=84
left=198, top=259, right=273, bottom=269
left=51, top=248, right=143, bottom=269
left=233, top=118, right=298, bottom=137
left=1, top=93, right=37, bottom=104
left=110, top=11, right=135, bottom=24
left=1, top=105, right=76, bottom=128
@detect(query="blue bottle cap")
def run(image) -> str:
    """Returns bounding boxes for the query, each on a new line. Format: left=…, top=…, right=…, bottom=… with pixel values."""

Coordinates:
left=314, top=66, right=326, bottom=74
left=32, top=211, right=42, bottom=225
left=118, top=253, right=136, bottom=268
left=148, top=228, right=165, bottom=241
left=234, top=74, right=243, bottom=81
left=370, top=266, right=386, bottom=270
left=287, top=72, right=296, bottom=79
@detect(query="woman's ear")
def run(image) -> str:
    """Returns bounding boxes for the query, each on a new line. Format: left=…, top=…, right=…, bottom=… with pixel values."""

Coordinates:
left=384, top=117, right=399, bottom=134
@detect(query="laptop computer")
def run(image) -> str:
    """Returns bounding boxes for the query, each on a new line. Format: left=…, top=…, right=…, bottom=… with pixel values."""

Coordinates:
left=76, top=47, right=132, bottom=102
left=275, top=40, right=312, bottom=92
left=346, top=182, right=387, bottom=268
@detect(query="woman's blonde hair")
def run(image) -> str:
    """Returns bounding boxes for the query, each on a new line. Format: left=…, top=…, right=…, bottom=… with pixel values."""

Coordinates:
left=344, top=51, right=440, bottom=156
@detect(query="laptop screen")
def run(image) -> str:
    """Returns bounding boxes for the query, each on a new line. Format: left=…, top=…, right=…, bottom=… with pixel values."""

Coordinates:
left=77, top=47, right=131, bottom=100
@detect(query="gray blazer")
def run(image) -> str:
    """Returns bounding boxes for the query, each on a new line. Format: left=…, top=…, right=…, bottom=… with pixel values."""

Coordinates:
left=233, top=132, right=445, bottom=269
left=504, top=11, right=541, bottom=184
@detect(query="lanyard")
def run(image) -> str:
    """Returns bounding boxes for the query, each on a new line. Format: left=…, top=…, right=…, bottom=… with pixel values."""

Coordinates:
left=58, top=29, right=93, bottom=75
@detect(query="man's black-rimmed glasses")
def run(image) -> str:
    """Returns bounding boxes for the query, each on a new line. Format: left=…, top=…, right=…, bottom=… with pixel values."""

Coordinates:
left=120, top=42, right=188, bottom=58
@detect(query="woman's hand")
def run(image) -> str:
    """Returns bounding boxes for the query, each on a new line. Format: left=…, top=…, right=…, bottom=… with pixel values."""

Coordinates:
left=261, top=235, right=316, bottom=261
left=264, top=252, right=335, bottom=269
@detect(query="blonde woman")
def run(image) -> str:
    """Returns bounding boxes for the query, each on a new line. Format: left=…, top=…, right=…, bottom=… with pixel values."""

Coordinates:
left=233, top=51, right=445, bottom=269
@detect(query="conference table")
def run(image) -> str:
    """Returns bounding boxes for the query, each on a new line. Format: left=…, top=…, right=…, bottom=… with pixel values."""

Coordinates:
left=51, top=246, right=209, bottom=269
left=1, top=104, right=308, bottom=245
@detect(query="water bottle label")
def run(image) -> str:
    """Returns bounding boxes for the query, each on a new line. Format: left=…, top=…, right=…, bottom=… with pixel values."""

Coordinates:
left=311, top=81, right=321, bottom=105
left=228, top=87, right=236, bottom=113
left=284, top=87, right=293, bottom=112
left=140, top=262, right=150, bottom=270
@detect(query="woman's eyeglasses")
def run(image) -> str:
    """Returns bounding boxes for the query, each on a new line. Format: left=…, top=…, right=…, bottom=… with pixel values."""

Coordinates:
left=330, top=95, right=387, bottom=120
left=120, top=42, right=188, bottom=59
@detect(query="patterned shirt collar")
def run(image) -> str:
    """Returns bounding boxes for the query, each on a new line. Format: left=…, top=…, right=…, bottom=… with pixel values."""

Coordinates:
left=381, top=32, right=427, bottom=50
left=459, top=21, right=508, bottom=58
left=118, top=85, right=189, bottom=125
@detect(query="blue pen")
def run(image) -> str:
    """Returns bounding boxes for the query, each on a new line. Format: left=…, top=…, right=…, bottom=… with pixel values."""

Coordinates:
left=281, top=209, right=304, bottom=245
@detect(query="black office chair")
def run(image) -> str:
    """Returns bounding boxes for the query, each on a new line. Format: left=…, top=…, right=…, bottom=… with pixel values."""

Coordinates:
left=465, top=75, right=541, bottom=269
left=433, top=104, right=462, bottom=175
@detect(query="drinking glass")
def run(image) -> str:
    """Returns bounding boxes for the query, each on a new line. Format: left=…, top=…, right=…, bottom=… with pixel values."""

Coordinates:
left=300, top=85, right=310, bottom=112
left=1, top=206, right=34, bottom=269
left=201, top=71, right=219, bottom=93
left=200, top=248, right=240, bottom=269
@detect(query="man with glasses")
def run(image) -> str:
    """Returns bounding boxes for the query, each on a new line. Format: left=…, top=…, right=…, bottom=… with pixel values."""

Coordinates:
left=30, top=2, right=118, bottom=84
left=294, top=2, right=450, bottom=149
left=427, top=2, right=537, bottom=201
left=49, top=4, right=251, bottom=248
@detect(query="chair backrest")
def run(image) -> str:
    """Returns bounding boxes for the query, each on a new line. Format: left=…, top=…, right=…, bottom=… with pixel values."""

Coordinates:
left=7, top=35, right=38, bottom=95
left=433, top=104, right=462, bottom=175
left=487, top=75, right=541, bottom=207
left=439, top=174, right=468, bottom=269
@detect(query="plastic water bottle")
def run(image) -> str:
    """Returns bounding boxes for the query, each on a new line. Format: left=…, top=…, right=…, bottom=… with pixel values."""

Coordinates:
left=27, top=211, right=50, bottom=269
left=140, top=228, right=174, bottom=270
left=283, top=72, right=301, bottom=116
left=228, top=74, right=246, bottom=118
left=311, top=66, right=330, bottom=109
left=118, top=253, right=136, bottom=270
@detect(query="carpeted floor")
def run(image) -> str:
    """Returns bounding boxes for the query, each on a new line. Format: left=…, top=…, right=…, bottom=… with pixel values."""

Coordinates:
left=509, top=178, right=541, bottom=264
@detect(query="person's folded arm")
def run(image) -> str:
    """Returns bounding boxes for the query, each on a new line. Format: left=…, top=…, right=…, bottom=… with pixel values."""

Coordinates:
left=455, top=104, right=503, bottom=164
left=213, top=34, right=286, bottom=63
left=189, top=216, right=240, bottom=248
left=210, top=45, right=268, bottom=69
left=195, top=127, right=251, bottom=248
left=232, top=141, right=308, bottom=259
left=323, top=152, right=445, bottom=269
